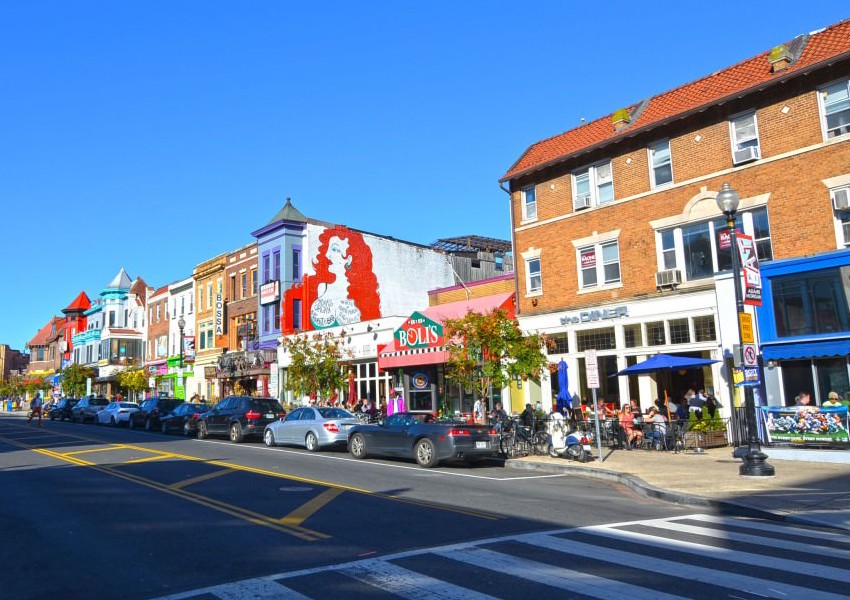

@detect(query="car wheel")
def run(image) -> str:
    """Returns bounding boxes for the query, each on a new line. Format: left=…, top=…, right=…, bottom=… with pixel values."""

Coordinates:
left=230, top=422, right=244, bottom=443
left=128, top=417, right=135, bottom=430
left=264, top=429, right=275, bottom=447
left=161, top=421, right=168, bottom=434
left=145, top=419, right=152, bottom=432
left=349, top=433, right=367, bottom=459
left=415, top=438, right=439, bottom=468
left=197, top=421, right=208, bottom=439
left=305, top=432, right=319, bottom=452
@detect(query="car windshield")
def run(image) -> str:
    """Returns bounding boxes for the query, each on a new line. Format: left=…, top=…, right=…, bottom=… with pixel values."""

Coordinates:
left=317, top=407, right=354, bottom=419
left=250, top=399, right=284, bottom=412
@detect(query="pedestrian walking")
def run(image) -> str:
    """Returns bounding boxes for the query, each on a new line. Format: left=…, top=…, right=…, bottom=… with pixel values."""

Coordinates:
left=28, top=392, right=44, bottom=426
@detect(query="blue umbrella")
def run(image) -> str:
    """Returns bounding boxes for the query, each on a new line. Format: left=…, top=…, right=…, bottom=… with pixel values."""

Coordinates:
left=613, top=353, right=718, bottom=377
left=556, top=360, right=570, bottom=412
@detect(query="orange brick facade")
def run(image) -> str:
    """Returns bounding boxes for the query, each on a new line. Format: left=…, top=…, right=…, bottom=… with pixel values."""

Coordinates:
left=510, top=64, right=850, bottom=318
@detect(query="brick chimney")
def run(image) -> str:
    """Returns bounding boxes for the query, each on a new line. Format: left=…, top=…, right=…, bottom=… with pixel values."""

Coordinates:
left=768, top=44, right=792, bottom=73
left=612, top=108, right=631, bottom=130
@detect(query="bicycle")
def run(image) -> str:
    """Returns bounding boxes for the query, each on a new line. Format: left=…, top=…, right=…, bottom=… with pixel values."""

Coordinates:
left=498, top=417, right=548, bottom=457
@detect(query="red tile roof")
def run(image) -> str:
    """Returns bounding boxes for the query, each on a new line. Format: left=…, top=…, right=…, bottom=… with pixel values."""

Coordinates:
left=28, top=316, right=65, bottom=347
left=151, top=285, right=169, bottom=298
left=63, top=291, right=91, bottom=313
left=502, top=18, right=850, bottom=182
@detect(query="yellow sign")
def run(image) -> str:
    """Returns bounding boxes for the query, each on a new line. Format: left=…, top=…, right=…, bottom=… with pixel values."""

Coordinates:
left=739, top=312, right=754, bottom=344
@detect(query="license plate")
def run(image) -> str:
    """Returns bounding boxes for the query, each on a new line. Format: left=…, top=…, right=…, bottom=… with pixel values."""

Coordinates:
left=265, top=413, right=274, bottom=419
left=475, top=441, right=489, bottom=449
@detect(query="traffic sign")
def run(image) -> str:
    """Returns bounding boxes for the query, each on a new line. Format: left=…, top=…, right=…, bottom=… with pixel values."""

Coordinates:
left=585, top=349, right=600, bottom=389
left=742, top=344, right=758, bottom=367
left=739, top=312, right=754, bottom=344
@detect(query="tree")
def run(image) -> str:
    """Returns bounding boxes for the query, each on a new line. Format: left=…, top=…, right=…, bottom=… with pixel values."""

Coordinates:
left=117, top=367, right=150, bottom=402
left=284, top=332, right=349, bottom=401
left=443, top=308, right=548, bottom=402
left=60, top=363, right=96, bottom=397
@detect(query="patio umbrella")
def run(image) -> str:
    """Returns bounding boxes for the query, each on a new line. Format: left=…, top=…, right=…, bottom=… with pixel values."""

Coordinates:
left=555, top=360, right=570, bottom=413
left=613, top=354, right=718, bottom=377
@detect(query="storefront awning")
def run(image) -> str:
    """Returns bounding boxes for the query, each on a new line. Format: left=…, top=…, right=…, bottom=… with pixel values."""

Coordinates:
left=378, top=341, right=450, bottom=369
left=762, top=339, right=850, bottom=361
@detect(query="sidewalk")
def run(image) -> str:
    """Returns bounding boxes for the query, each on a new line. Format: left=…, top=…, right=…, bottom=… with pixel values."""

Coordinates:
left=508, top=446, right=850, bottom=532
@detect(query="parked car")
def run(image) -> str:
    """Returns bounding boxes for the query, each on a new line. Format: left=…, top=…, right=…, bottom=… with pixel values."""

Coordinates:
left=128, top=397, right=182, bottom=431
left=347, top=412, right=497, bottom=468
left=160, top=402, right=211, bottom=435
left=49, top=397, right=79, bottom=421
left=71, top=396, right=110, bottom=423
left=197, top=396, right=285, bottom=443
left=97, top=401, right=140, bottom=426
left=264, top=406, right=359, bottom=451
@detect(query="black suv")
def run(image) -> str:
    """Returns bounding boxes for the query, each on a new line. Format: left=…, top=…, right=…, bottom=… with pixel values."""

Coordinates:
left=49, top=398, right=79, bottom=421
left=197, top=396, right=285, bottom=443
left=128, top=397, right=182, bottom=431
left=71, top=396, right=110, bottom=423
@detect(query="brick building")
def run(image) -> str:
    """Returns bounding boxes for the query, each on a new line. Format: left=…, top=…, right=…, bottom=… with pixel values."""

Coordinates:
left=501, top=19, right=850, bottom=411
left=193, top=252, right=227, bottom=401
left=145, top=285, right=171, bottom=395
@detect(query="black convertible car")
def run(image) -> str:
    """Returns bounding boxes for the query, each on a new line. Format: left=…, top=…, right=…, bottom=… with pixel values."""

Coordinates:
left=347, top=412, right=496, bottom=468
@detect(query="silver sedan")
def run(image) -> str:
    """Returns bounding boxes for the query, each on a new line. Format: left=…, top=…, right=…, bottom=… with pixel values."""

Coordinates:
left=264, top=406, right=359, bottom=451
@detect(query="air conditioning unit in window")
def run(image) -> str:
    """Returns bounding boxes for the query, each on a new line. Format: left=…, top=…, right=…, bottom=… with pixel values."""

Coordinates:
left=832, top=188, right=850, bottom=211
left=733, top=146, right=760, bottom=165
left=655, top=268, right=682, bottom=289
left=573, top=194, right=592, bottom=211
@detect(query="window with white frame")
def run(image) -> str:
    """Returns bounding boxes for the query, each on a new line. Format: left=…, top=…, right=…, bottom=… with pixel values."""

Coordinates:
left=198, top=321, right=214, bottom=351
left=730, top=111, right=760, bottom=164
left=821, top=79, right=850, bottom=139
left=526, top=257, right=542, bottom=294
left=521, top=186, right=537, bottom=221
left=578, top=241, right=620, bottom=289
left=831, top=186, right=850, bottom=247
left=573, top=161, right=613, bottom=210
left=648, top=140, right=673, bottom=188
left=656, top=206, right=772, bottom=282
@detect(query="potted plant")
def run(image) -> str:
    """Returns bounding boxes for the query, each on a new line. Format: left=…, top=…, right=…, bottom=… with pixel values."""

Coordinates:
left=685, top=409, right=728, bottom=448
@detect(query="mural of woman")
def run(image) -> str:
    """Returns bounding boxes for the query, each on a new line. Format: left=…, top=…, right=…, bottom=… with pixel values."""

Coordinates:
left=309, top=227, right=381, bottom=329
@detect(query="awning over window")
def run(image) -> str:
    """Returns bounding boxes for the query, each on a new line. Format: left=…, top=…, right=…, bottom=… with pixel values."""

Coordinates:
left=761, top=339, right=850, bottom=361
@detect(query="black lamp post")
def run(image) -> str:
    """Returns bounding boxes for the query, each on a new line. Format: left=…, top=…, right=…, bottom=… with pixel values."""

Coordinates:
left=716, top=182, right=775, bottom=477
left=178, top=316, right=186, bottom=398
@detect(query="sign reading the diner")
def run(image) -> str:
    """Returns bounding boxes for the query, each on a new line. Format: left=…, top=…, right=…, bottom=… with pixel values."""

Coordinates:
left=395, top=312, right=443, bottom=350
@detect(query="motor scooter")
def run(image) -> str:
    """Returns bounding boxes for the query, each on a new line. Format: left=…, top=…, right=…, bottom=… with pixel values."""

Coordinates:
left=547, top=411, right=594, bottom=462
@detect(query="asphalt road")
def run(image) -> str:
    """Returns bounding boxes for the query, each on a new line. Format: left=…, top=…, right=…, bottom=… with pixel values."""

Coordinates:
left=0, top=413, right=699, bottom=599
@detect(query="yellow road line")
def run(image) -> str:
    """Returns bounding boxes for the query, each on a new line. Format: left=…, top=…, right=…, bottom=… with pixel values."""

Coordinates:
left=33, top=447, right=95, bottom=467
left=279, top=488, right=345, bottom=527
left=170, top=468, right=235, bottom=490
left=123, top=453, right=178, bottom=465
left=63, top=445, right=129, bottom=456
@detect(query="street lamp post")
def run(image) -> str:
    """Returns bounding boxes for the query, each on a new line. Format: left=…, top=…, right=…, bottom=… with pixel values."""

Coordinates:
left=716, top=182, right=775, bottom=477
left=178, top=316, right=186, bottom=399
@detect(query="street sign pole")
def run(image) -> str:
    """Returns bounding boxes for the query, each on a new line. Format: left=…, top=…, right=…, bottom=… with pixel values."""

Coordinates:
left=585, top=350, right=604, bottom=462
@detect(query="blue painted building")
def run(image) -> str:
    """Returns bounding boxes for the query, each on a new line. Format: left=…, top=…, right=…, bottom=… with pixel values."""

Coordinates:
left=756, top=249, right=850, bottom=406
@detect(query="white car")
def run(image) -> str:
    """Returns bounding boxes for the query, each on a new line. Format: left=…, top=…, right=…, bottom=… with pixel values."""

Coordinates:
left=97, top=401, right=140, bottom=426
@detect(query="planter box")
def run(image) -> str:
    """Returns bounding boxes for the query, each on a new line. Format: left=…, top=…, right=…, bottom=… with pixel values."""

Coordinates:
left=685, top=430, right=728, bottom=448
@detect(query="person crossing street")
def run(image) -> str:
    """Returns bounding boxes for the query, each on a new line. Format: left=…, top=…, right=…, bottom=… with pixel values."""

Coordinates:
left=27, top=392, right=44, bottom=426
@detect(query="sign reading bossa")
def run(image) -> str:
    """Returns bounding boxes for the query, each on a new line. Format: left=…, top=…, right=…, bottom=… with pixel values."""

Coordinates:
left=395, top=312, right=443, bottom=350
left=761, top=406, right=849, bottom=445
left=214, top=293, right=224, bottom=336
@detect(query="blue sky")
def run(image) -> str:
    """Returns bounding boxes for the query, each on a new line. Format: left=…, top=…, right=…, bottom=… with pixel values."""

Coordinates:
left=1, top=1, right=847, bottom=352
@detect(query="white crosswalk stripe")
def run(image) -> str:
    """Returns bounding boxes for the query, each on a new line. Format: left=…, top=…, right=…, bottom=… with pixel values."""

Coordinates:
left=156, top=514, right=848, bottom=600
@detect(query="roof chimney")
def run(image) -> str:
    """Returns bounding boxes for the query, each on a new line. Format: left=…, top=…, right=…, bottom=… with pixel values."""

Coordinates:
left=768, top=44, right=792, bottom=72
left=612, top=108, right=631, bottom=130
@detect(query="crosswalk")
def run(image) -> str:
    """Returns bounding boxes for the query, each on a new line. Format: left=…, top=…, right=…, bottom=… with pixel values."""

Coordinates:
left=157, top=514, right=849, bottom=599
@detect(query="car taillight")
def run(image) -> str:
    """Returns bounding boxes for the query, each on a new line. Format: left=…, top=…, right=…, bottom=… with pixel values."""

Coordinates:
left=489, top=428, right=498, bottom=436
left=448, top=428, right=470, bottom=436
left=323, top=423, right=339, bottom=433
left=245, top=410, right=261, bottom=420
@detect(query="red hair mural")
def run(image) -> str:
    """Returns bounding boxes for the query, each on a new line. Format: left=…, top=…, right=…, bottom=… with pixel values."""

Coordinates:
left=307, top=227, right=381, bottom=329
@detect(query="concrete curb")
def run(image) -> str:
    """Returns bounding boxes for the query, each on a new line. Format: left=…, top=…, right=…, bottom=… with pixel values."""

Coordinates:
left=504, top=458, right=850, bottom=531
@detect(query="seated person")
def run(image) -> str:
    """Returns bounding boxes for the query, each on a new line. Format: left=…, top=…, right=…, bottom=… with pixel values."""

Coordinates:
left=619, top=405, right=643, bottom=449
left=645, top=407, right=668, bottom=448
left=489, top=402, right=508, bottom=431
left=519, top=403, right=535, bottom=428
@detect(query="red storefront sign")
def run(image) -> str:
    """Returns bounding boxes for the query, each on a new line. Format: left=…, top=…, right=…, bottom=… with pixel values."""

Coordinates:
left=395, top=312, right=443, bottom=350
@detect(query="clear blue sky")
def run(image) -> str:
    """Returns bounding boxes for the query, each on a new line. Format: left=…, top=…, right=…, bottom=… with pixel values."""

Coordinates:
left=1, top=1, right=846, bottom=352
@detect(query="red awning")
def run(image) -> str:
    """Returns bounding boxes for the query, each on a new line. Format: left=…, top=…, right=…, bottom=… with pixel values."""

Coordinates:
left=377, top=291, right=515, bottom=370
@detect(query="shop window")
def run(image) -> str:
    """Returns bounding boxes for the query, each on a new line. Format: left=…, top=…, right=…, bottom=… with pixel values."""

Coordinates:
left=576, top=328, right=615, bottom=352
left=773, top=269, right=850, bottom=337
left=547, top=333, right=569, bottom=354
left=669, top=319, right=690, bottom=344
left=816, top=357, right=850, bottom=403
left=647, top=321, right=666, bottom=346
left=693, top=316, right=717, bottom=342
left=623, top=324, right=642, bottom=348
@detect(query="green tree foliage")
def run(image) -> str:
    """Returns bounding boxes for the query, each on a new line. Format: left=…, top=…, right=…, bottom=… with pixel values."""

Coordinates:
left=443, top=308, right=548, bottom=401
left=117, top=367, right=150, bottom=401
left=60, top=363, right=96, bottom=397
left=284, top=332, right=348, bottom=401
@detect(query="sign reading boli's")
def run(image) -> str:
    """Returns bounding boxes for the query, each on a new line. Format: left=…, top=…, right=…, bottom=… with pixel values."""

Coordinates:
left=395, top=312, right=443, bottom=351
